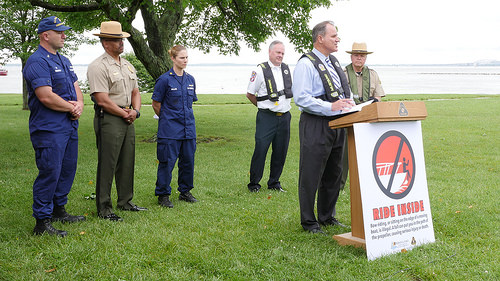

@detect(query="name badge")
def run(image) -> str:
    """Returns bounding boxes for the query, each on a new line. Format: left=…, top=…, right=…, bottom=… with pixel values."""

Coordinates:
left=171, top=88, right=178, bottom=90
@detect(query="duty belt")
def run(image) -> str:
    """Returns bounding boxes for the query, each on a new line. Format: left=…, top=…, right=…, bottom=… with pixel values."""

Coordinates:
left=258, top=108, right=287, bottom=116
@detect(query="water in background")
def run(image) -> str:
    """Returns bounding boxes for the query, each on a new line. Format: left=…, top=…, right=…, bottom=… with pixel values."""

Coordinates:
left=2, top=64, right=499, bottom=95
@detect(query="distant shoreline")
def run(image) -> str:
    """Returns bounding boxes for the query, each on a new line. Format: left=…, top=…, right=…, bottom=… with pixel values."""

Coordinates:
left=3, top=62, right=500, bottom=67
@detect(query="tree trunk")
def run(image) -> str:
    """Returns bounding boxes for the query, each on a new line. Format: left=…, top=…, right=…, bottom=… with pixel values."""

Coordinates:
left=22, top=58, right=28, bottom=110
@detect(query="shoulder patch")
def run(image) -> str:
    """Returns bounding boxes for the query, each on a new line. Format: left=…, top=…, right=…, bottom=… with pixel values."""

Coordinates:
left=250, top=71, right=257, bottom=82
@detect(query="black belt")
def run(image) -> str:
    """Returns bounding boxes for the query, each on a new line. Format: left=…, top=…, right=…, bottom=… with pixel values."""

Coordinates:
left=302, top=111, right=342, bottom=121
left=258, top=108, right=288, bottom=116
left=119, top=105, right=131, bottom=109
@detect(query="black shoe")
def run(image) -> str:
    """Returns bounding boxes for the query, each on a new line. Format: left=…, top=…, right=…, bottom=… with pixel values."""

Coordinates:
left=308, top=227, right=325, bottom=235
left=179, top=191, right=198, bottom=203
left=51, top=205, right=86, bottom=223
left=248, top=184, right=260, bottom=193
left=118, top=205, right=148, bottom=211
left=268, top=186, right=286, bottom=192
left=99, top=213, right=123, bottom=221
left=158, top=195, right=174, bottom=208
left=33, top=219, right=67, bottom=237
left=320, top=217, right=347, bottom=228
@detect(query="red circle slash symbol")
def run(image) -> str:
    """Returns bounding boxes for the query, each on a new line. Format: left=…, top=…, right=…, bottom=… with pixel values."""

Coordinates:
left=372, top=130, right=415, bottom=199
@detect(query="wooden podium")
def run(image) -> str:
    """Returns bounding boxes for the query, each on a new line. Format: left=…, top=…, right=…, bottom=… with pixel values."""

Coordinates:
left=329, top=101, right=427, bottom=248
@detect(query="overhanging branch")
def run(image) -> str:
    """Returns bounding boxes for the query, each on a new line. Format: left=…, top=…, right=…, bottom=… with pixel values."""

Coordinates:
left=29, top=0, right=102, bottom=12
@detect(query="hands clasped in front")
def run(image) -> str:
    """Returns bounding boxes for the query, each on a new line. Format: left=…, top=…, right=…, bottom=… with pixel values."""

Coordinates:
left=122, top=108, right=137, bottom=125
left=68, top=101, right=83, bottom=120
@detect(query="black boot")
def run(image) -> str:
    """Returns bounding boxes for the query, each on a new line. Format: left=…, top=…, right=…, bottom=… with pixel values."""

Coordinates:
left=52, top=205, right=86, bottom=223
left=33, top=219, right=67, bottom=237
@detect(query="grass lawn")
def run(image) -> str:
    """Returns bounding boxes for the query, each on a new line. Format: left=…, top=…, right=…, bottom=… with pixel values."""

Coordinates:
left=0, top=93, right=498, bottom=280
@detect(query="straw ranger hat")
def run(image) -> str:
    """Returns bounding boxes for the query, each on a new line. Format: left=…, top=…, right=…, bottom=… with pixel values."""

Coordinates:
left=93, top=21, right=130, bottom=38
left=346, top=42, right=373, bottom=54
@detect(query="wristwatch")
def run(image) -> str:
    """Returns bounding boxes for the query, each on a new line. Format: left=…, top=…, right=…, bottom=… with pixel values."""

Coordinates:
left=134, top=109, right=140, bottom=118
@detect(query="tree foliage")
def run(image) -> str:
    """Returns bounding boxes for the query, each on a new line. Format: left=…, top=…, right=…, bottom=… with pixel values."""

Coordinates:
left=0, top=0, right=97, bottom=109
left=123, top=52, right=155, bottom=94
left=29, top=0, right=331, bottom=81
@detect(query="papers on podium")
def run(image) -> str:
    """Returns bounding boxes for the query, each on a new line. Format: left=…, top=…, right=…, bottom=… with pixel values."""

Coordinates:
left=343, top=99, right=374, bottom=113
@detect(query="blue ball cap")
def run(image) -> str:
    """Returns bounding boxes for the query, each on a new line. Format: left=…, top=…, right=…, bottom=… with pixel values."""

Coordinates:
left=37, top=16, right=72, bottom=34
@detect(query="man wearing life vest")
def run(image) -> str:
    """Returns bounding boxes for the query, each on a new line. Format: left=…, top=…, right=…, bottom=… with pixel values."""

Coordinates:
left=341, top=42, right=386, bottom=190
left=246, top=40, right=292, bottom=193
left=292, top=21, right=355, bottom=234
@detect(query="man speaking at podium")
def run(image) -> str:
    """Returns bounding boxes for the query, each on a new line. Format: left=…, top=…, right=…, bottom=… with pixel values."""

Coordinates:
left=292, top=21, right=354, bottom=234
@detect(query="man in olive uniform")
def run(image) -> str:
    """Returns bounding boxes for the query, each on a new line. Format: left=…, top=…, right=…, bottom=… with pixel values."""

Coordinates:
left=87, top=21, right=147, bottom=221
left=340, top=42, right=385, bottom=190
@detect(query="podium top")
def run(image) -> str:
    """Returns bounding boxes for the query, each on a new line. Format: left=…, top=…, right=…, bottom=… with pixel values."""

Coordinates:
left=329, top=101, right=427, bottom=129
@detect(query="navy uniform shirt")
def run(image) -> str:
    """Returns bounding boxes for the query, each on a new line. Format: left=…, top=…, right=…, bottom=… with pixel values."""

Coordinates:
left=23, top=45, right=78, bottom=134
left=152, top=69, right=197, bottom=140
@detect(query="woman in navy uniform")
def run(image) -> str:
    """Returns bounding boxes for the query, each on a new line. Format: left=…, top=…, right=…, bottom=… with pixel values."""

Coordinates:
left=152, top=45, right=198, bottom=208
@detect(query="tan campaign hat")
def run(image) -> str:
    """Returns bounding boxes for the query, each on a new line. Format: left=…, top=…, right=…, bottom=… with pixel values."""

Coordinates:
left=93, top=21, right=130, bottom=38
left=346, top=42, right=373, bottom=54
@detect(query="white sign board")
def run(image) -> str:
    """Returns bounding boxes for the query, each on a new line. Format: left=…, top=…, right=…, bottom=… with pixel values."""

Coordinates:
left=354, top=121, right=435, bottom=260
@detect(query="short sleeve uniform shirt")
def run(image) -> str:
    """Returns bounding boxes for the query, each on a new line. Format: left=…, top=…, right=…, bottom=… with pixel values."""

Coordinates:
left=246, top=61, right=292, bottom=113
left=23, top=45, right=78, bottom=134
left=87, top=52, right=138, bottom=107
left=152, top=69, right=197, bottom=140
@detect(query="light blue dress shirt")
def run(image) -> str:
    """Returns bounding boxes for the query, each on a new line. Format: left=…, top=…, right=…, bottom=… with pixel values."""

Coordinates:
left=292, top=48, right=353, bottom=116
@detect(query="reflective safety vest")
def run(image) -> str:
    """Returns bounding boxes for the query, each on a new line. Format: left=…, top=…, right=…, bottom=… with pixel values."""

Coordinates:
left=301, top=52, right=350, bottom=102
left=256, top=62, right=293, bottom=102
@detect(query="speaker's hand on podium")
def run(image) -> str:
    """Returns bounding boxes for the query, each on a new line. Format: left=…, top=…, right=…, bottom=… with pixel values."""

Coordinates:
left=331, top=99, right=355, bottom=112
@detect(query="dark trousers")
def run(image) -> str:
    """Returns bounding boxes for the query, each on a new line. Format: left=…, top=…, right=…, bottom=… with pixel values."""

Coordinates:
left=248, top=109, right=291, bottom=190
left=31, top=129, right=78, bottom=219
left=94, top=112, right=135, bottom=216
left=340, top=128, right=349, bottom=189
left=155, top=138, right=196, bottom=196
left=298, top=112, right=345, bottom=230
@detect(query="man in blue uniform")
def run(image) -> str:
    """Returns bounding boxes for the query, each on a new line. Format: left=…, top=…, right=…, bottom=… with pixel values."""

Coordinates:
left=152, top=45, right=198, bottom=208
left=292, top=21, right=355, bottom=234
left=246, top=40, right=292, bottom=192
left=23, top=16, right=86, bottom=237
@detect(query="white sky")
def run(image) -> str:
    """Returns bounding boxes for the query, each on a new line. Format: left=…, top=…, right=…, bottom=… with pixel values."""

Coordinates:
left=71, top=0, right=500, bottom=65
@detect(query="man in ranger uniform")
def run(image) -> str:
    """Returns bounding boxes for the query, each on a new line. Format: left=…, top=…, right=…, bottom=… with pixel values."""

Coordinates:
left=340, top=42, right=386, bottom=190
left=292, top=21, right=355, bottom=234
left=23, top=16, right=86, bottom=237
left=343, top=42, right=385, bottom=103
left=246, top=40, right=292, bottom=193
left=87, top=21, right=147, bottom=222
